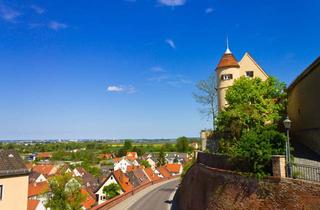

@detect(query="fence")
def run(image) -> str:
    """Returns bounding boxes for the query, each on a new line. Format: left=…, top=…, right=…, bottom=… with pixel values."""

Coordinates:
left=292, top=163, right=320, bottom=182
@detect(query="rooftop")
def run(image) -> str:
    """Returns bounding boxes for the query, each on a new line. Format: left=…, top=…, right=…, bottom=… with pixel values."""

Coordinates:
left=0, top=150, right=29, bottom=177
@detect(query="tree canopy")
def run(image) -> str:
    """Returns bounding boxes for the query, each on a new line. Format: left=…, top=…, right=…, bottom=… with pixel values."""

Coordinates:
left=216, top=76, right=287, bottom=177
left=176, top=136, right=190, bottom=153
left=103, top=183, right=121, bottom=199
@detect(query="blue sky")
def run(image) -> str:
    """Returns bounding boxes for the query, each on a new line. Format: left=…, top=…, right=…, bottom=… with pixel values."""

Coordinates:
left=0, top=0, right=319, bottom=140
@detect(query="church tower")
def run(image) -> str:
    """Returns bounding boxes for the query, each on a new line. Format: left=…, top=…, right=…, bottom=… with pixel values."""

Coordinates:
left=216, top=41, right=269, bottom=111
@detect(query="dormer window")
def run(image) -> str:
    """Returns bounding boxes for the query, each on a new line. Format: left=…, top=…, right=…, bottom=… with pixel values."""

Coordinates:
left=221, top=74, right=233, bottom=81
left=245, top=71, right=254, bottom=78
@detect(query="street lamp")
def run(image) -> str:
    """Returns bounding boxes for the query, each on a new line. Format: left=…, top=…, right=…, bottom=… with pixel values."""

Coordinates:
left=283, top=116, right=292, bottom=178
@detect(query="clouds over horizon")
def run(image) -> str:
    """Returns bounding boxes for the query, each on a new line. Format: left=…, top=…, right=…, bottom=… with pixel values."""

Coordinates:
left=107, top=85, right=136, bottom=94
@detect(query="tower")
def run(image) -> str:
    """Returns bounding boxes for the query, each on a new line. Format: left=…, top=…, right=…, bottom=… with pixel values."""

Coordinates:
left=215, top=40, right=269, bottom=111
left=216, top=42, right=240, bottom=111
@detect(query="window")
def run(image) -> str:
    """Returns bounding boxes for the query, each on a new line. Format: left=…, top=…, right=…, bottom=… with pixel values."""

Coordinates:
left=0, top=185, right=3, bottom=200
left=245, top=71, right=254, bottom=78
left=221, top=74, right=233, bottom=81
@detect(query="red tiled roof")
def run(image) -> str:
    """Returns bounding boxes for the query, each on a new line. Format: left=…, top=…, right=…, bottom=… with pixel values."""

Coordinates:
left=165, top=164, right=182, bottom=173
left=113, top=170, right=133, bottom=192
left=127, top=165, right=134, bottom=172
left=32, top=165, right=55, bottom=176
left=158, top=166, right=171, bottom=178
left=97, top=153, right=113, bottom=159
left=27, top=199, right=40, bottom=210
left=113, top=157, right=122, bottom=163
left=216, top=53, right=240, bottom=69
left=25, top=162, right=33, bottom=170
left=144, top=168, right=160, bottom=181
left=28, top=181, right=49, bottom=197
left=81, top=188, right=96, bottom=209
left=126, top=152, right=138, bottom=160
left=36, top=152, right=52, bottom=159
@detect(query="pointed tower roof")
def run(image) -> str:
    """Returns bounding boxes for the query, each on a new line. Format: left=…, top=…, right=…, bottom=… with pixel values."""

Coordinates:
left=216, top=39, right=240, bottom=69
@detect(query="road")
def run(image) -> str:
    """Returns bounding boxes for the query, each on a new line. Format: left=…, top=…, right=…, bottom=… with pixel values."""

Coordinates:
left=110, top=178, right=180, bottom=210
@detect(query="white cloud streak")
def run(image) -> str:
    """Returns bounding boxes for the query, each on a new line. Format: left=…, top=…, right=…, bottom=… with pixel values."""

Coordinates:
left=107, top=85, right=136, bottom=94
left=30, top=5, right=45, bottom=14
left=165, top=39, right=176, bottom=49
left=48, top=21, right=68, bottom=31
left=158, top=0, right=186, bottom=7
left=0, top=3, right=20, bottom=22
left=150, top=66, right=166, bottom=73
left=205, top=8, right=214, bottom=14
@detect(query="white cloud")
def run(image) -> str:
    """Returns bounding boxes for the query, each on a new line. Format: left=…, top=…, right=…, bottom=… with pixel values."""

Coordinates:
left=165, top=39, right=176, bottom=49
left=48, top=21, right=68, bottom=31
left=0, top=4, right=20, bottom=22
left=205, top=8, right=214, bottom=14
left=107, top=85, right=136, bottom=94
left=150, top=66, right=166, bottom=73
left=158, top=0, right=186, bottom=7
left=30, top=5, right=45, bottom=14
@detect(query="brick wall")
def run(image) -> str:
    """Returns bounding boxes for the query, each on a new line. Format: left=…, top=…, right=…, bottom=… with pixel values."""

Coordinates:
left=177, top=163, right=320, bottom=210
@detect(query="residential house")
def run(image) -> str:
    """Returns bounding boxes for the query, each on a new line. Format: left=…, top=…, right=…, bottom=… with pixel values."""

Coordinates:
left=144, top=168, right=160, bottom=182
left=32, top=164, right=58, bottom=177
left=81, top=188, right=96, bottom=209
left=29, top=171, right=47, bottom=183
left=73, top=167, right=99, bottom=193
left=0, top=150, right=29, bottom=210
left=28, top=181, right=49, bottom=202
left=27, top=199, right=46, bottom=210
left=126, top=152, right=138, bottom=161
left=127, top=168, right=149, bottom=188
left=158, top=166, right=171, bottom=178
left=165, top=163, right=183, bottom=176
left=165, top=153, right=188, bottom=164
left=36, top=152, right=53, bottom=161
left=113, top=170, right=133, bottom=193
left=97, top=153, right=113, bottom=160
left=94, top=172, right=124, bottom=205
left=113, top=157, right=132, bottom=173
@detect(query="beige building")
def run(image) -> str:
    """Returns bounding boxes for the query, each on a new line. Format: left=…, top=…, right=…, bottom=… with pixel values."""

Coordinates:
left=287, top=57, right=320, bottom=155
left=216, top=46, right=269, bottom=110
left=0, top=150, right=29, bottom=210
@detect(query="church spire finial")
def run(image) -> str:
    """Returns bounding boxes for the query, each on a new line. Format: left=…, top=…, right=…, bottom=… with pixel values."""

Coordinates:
left=225, top=36, right=231, bottom=54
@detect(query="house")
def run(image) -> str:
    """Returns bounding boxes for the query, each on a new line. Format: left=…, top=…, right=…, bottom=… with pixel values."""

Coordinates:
left=27, top=199, right=46, bottom=210
left=73, top=167, right=87, bottom=177
left=97, top=153, right=113, bottom=160
left=32, top=164, right=58, bottom=177
left=145, top=157, right=157, bottom=170
left=113, top=157, right=132, bottom=173
left=28, top=181, right=49, bottom=202
left=29, top=171, right=47, bottom=183
left=25, top=162, right=34, bottom=171
left=94, top=172, right=124, bottom=205
left=127, top=168, right=149, bottom=188
left=144, top=168, right=160, bottom=181
left=0, top=150, right=29, bottom=210
left=287, top=56, right=320, bottom=156
left=126, top=152, right=138, bottom=161
left=165, top=153, right=188, bottom=164
left=158, top=166, right=171, bottom=178
left=215, top=43, right=268, bottom=111
left=81, top=188, right=96, bottom=209
left=73, top=167, right=99, bottom=193
left=36, top=152, right=53, bottom=161
left=113, top=170, right=133, bottom=193
left=165, top=163, right=183, bottom=176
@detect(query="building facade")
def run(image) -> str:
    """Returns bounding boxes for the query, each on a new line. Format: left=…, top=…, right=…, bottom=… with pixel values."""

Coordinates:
left=216, top=46, right=268, bottom=111
left=287, top=57, right=320, bottom=156
left=0, top=150, right=29, bottom=210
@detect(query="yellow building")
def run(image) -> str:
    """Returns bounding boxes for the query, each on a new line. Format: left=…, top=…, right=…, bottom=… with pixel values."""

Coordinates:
left=0, top=150, right=29, bottom=210
left=287, top=57, right=320, bottom=156
left=216, top=45, right=269, bottom=111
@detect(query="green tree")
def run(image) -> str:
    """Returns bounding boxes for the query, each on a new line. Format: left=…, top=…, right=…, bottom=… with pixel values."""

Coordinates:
left=176, top=136, right=190, bottom=153
left=102, top=183, right=121, bottom=199
left=157, top=147, right=167, bottom=167
left=46, top=174, right=85, bottom=210
left=216, top=76, right=287, bottom=177
left=123, top=140, right=132, bottom=150
left=193, top=73, right=218, bottom=129
left=140, top=160, right=151, bottom=168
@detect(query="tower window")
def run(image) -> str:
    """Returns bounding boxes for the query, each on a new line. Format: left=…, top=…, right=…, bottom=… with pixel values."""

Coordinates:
left=221, top=74, right=233, bottom=81
left=245, top=71, right=254, bottom=78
